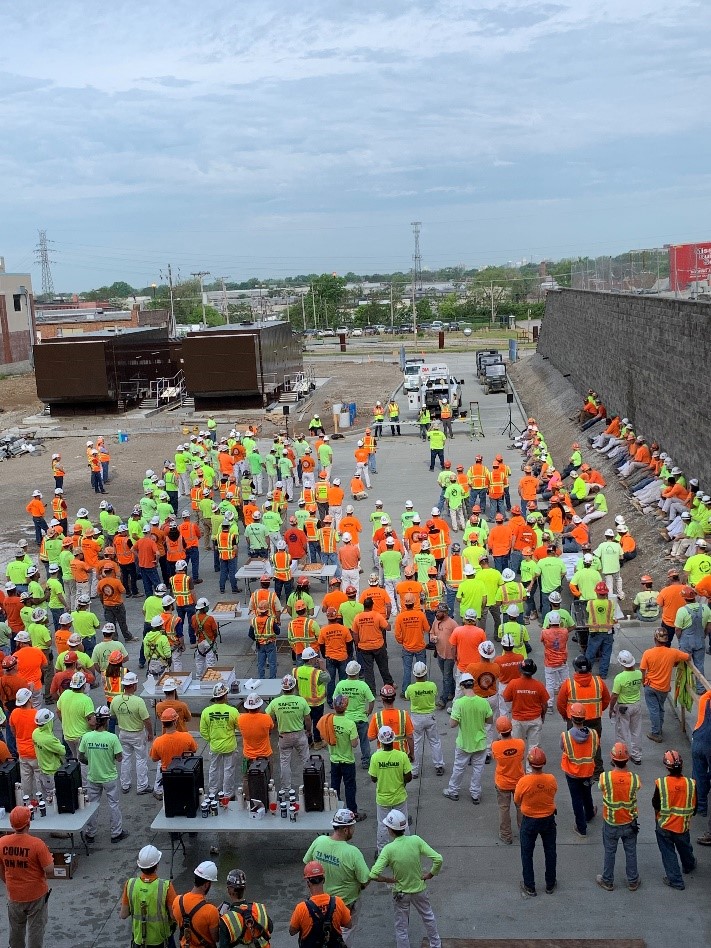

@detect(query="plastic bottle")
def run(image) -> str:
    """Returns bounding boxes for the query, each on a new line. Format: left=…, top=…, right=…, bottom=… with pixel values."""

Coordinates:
left=14, top=784, right=23, bottom=807
left=268, top=782, right=277, bottom=808
left=77, top=788, right=85, bottom=810
left=322, top=788, right=329, bottom=811
left=298, top=785, right=305, bottom=812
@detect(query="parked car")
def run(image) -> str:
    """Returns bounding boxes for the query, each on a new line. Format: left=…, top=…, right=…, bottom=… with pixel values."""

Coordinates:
left=351, top=328, right=363, bottom=336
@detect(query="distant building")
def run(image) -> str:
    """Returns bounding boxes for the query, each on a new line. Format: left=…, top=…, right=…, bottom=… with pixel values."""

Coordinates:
left=0, top=256, right=35, bottom=370
left=35, top=304, right=169, bottom=340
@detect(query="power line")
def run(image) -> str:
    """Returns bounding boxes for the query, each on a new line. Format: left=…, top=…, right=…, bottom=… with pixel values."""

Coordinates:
left=35, top=230, right=55, bottom=297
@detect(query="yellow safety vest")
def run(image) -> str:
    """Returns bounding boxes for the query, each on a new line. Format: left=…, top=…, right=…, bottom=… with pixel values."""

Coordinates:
left=125, top=876, right=171, bottom=947
left=293, top=665, right=326, bottom=706
left=170, top=572, right=193, bottom=607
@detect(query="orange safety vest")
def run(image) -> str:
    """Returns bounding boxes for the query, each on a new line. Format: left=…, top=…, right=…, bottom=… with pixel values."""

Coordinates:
left=600, top=770, right=640, bottom=825
left=52, top=497, right=66, bottom=519
left=488, top=469, right=506, bottom=499
left=272, top=550, right=292, bottom=582
left=52, top=458, right=65, bottom=476
left=253, top=615, right=277, bottom=644
left=249, top=588, right=279, bottom=617
left=288, top=616, right=319, bottom=652
left=561, top=729, right=598, bottom=778
left=440, top=403, right=452, bottom=419
left=320, top=527, right=338, bottom=553
left=180, top=522, right=201, bottom=549
left=216, top=530, right=236, bottom=560
left=113, top=535, right=134, bottom=565
left=315, top=482, right=329, bottom=503
left=190, top=485, right=202, bottom=510
left=170, top=572, right=194, bottom=607
left=161, top=613, right=181, bottom=648
left=428, top=530, right=446, bottom=560
left=103, top=669, right=125, bottom=704
left=363, top=435, right=375, bottom=455
left=568, top=677, right=603, bottom=719
left=444, top=555, right=464, bottom=588
left=304, top=518, right=319, bottom=541
left=467, top=464, right=489, bottom=490
left=655, top=775, right=696, bottom=833
left=456, top=473, right=470, bottom=496
left=586, top=599, right=615, bottom=631
left=165, top=536, right=184, bottom=563
left=423, top=578, right=445, bottom=610
left=374, top=709, right=408, bottom=752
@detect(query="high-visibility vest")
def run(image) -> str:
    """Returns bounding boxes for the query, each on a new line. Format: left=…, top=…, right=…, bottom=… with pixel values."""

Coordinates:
left=161, top=613, right=181, bottom=648
left=220, top=902, right=271, bottom=948
left=568, top=676, right=603, bottom=718
left=52, top=497, right=66, bottom=519
left=271, top=550, right=291, bottom=582
left=315, top=482, right=329, bottom=503
left=113, top=535, right=134, bottom=565
left=293, top=665, right=326, bottom=706
left=388, top=402, right=399, bottom=418
left=170, top=572, right=194, bottom=607
left=249, top=589, right=279, bottom=618
left=52, top=458, right=65, bottom=476
left=428, top=530, right=446, bottom=560
left=190, top=485, right=202, bottom=510
left=586, top=599, right=615, bottom=631
left=103, top=669, right=124, bottom=704
left=456, top=473, right=470, bottom=497
left=125, top=876, right=172, bottom=947
left=165, top=536, right=184, bottom=563
left=561, top=729, right=598, bottom=778
left=444, top=555, right=464, bottom=588
left=440, top=403, right=452, bottom=419
left=193, top=613, right=217, bottom=645
left=90, top=456, right=101, bottom=473
left=217, top=530, right=236, bottom=560
left=467, top=464, right=489, bottom=489
left=656, top=775, right=696, bottom=833
left=423, top=578, right=445, bottom=610
left=363, top=435, right=375, bottom=454
left=320, top=527, right=338, bottom=553
left=499, top=464, right=511, bottom=487
left=253, top=615, right=276, bottom=644
left=600, top=770, right=640, bottom=825
left=288, top=616, right=319, bottom=651
left=500, top=581, right=525, bottom=605
left=488, top=469, right=506, bottom=498
left=373, top=406, right=384, bottom=421
left=374, top=709, right=408, bottom=752
left=180, top=522, right=200, bottom=548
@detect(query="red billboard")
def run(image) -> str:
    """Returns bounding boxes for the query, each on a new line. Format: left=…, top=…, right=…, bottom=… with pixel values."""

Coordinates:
left=668, top=242, right=711, bottom=291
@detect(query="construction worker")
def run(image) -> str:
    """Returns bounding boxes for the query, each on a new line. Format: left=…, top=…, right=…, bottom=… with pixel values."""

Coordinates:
left=372, top=401, right=385, bottom=438
left=216, top=518, right=239, bottom=595
left=569, top=553, right=603, bottom=649
left=561, top=701, right=599, bottom=837
left=394, top=593, right=429, bottom=695
left=442, top=670, right=491, bottom=804
left=150, top=707, right=197, bottom=799
left=200, top=682, right=239, bottom=798
left=596, top=742, right=641, bottom=891
left=303, top=808, right=369, bottom=946
left=26, top=491, right=48, bottom=546
left=218, top=867, right=273, bottom=948
left=155, top=678, right=192, bottom=732
left=368, top=725, right=412, bottom=853
left=540, top=611, right=569, bottom=709
left=640, top=630, right=690, bottom=742
left=427, top=424, right=446, bottom=472
left=674, top=585, right=711, bottom=693
left=515, top=747, right=558, bottom=897
left=387, top=399, right=401, bottom=436
left=367, top=683, right=414, bottom=757
left=417, top=405, right=431, bottom=440
left=79, top=704, right=128, bottom=844
left=173, top=861, right=220, bottom=948
left=369, top=808, right=442, bottom=948
left=191, top=597, right=219, bottom=678
left=266, top=674, right=312, bottom=790
left=111, top=672, right=153, bottom=795
left=319, top=693, right=365, bottom=819
left=653, top=749, right=697, bottom=889
left=557, top=654, right=610, bottom=778
left=609, top=650, right=643, bottom=765
left=491, top=715, right=525, bottom=844
left=405, top=662, right=444, bottom=778
left=288, top=599, right=320, bottom=665
left=333, top=661, right=375, bottom=771
left=294, top=646, right=329, bottom=746
left=503, top=659, right=549, bottom=766
left=585, top=581, right=617, bottom=678
left=289, top=860, right=351, bottom=944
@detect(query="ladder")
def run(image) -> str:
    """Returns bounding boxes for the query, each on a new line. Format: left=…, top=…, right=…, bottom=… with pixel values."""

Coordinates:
left=467, top=401, right=484, bottom=439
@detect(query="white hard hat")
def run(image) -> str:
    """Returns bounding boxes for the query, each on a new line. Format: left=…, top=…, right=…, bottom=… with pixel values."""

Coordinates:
left=301, top=647, right=318, bottom=661
left=244, top=693, right=264, bottom=710
left=14, top=631, right=30, bottom=644
left=332, top=808, right=357, bottom=827
left=346, top=660, right=361, bottom=675
left=604, top=528, right=615, bottom=538
left=583, top=553, right=593, bottom=564
left=383, top=808, right=408, bottom=831
left=16, top=687, right=33, bottom=706
left=196, top=597, right=210, bottom=610
left=175, top=559, right=187, bottom=570
left=122, top=672, right=138, bottom=686
left=478, top=640, right=495, bottom=658
left=547, top=611, right=560, bottom=625
left=150, top=615, right=164, bottom=628
left=505, top=604, right=520, bottom=617
left=431, top=507, right=440, bottom=516
left=70, top=672, right=87, bottom=689
left=341, top=532, right=352, bottom=542
left=501, top=569, right=515, bottom=582
left=345, top=505, right=354, bottom=514
left=281, top=675, right=297, bottom=691
left=501, top=634, right=515, bottom=648
left=35, top=708, right=54, bottom=726
left=617, top=650, right=635, bottom=668
left=161, top=595, right=175, bottom=607
left=413, top=662, right=428, bottom=677
left=357, top=440, right=364, bottom=447
left=212, top=682, right=229, bottom=698
left=378, top=726, right=395, bottom=744
left=195, top=861, right=219, bottom=882
left=162, top=678, right=178, bottom=692
left=137, top=845, right=162, bottom=869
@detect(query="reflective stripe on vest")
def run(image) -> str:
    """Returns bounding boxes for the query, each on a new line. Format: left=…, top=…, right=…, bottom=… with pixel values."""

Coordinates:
left=161, top=615, right=181, bottom=648
left=561, top=729, right=598, bottom=774
left=501, top=582, right=525, bottom=605
left=440, top=405, right=452, bottom=419
left=428, top=530, right=446, bottom=559
left=657, top=775, right=695, bottom=831
left=375, top=709, right=407, bottom=749
left=171, top=573, right=193, bottom=607
left=304, top=519, right=319, bottom=540
left=254, top=616, right=276, bottom=644
left=217, top=530, right=235, bottom=560
left=489, top=471, right=505, bottom=498
left=315, top=483, right=329, bottom=502
left=320, top=528, right=337, bottom=553
left=468, top=465, right=488, bottom=489
left=288, top=616, right=317, bottom=648
left=126, top=876, right=171, bottom=947
left=293, top=665, right=326, bottom=706
left=272, top=550, right=291, bottom=581
left=600, top=770, right=639, bottom=824
left=444, top=555, right=464, bottom=587
left=221, top=902, right=271, bottom=947
left=586, top=599, right=615, bottom=631
left=424, top=579, right=444, bottom=609
left=166, top=537, right=184, bottom=562
left=568, top=677, right=603, bottom=717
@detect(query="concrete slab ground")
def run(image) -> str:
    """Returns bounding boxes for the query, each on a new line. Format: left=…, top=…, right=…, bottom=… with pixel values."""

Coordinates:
left=2, top=353, right=707, bottom=948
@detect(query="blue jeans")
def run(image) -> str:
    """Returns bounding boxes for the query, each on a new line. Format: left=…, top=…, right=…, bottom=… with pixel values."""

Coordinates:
left=139, top=566, right=161, bottom=598
left=601, top=821, right=639, bottom=885
left=401, top=648, right=426, bottom=694
left=330, top=760, right=357, bottom=813
left=692, top=737, right=711, bottom=815
left=326, top=658, right=348, bottom=703
left=437, top=656, right=455, bottom=703
left=32, top=517, right=48, bottom=545
left=213, top=543, right=220, bottom=573
left=644, top=685, right=667, bottom=736
left=356, top=720, right=371, bottom=766
left=308, top=541, right=322, bottom=564
left=82, top=635, right=96, bottom=655
left=177, top=605, right=196, bottom=643
left=5, top=721, right=17, bottom=757
left=655, top=825, right=695, bottom=888
left=493, top=554, right=509, bottom=573
left=565, top=774, right=596, bottom=835
left=368, top=454, right=377, bottom=474
left=257, top=641, right=277, bottom=679
left=520, top=814, right=557, bottom=893
left=445, top=587, right=457, bottom=616
left=586, top=632, right=614, bottom=677
left=91, top=471, right=105, bottom=493
left=540, top=588, right=561, bottom=623
left=509, top=550, right=523, bottom=575
left=101, top=461, right=109, bottom=483
left=184, top=546, right=200, bottom=582
left=488, top=497, right=505, bottom=519
left=429, top=449, right=444, bottom=471
left=274, top=578, right=294, bottom=602
left=472, top=488, right=487, bottom=510
left=219, top=558, right=237, bottom=593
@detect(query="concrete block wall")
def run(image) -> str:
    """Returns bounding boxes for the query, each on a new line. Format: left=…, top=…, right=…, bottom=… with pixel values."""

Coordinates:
left=538, top=289, right=711, bottom=486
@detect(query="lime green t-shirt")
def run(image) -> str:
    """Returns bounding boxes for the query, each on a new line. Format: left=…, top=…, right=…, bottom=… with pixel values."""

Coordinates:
left=537, top=557, right=568, bottom=593
left=33, top=724, right=66, bottom=775
left=304, top=835, right=370, bottom=906
left=330, top=715, right=357, bottom=764
left=462, top=545, right=486, bottom=570
left=611, top=669, right=643, bottom=705
left=59, top=549, right=74, bottom=581
left=451, top=693, right=491, bottom=753
left=593, top=493, right=608, bottom=513
left=405, top=680, right=437, bottom=714
left=79, top=729, right=122, bottom=783
left=570, top=566, right=603, bottom=601
left=92, top=640, right=128, bottom=672
left=333, top=679, right=375, bottom=723
left=55, top=650, right=93, bottom=672
left=265, top=694, right=310, bottom=733
left=456, top=579, right=485, bottom=617
left=71, top=610, right=100, bottom=640
left=199, top=702, right=240, bottom=754
left=379, top=551, right=403, bottom=581
left=45, top=578, right=66, bottom=610
left=110, top=694, right=149, bottom=732
left=56, top=689, right=95, bottom=740
left=338, top=601, right=364, bottom=630
left=370, top=834, right=443, bottom=894
left=26, top=622, right=51, bottom=651
left=368, top=748, right=411, bottom=806
left=473, top=568, right=502, bottom=602
left=519, top=559, right=538, bottom=584
left=143, top=595, right=163, bottom=623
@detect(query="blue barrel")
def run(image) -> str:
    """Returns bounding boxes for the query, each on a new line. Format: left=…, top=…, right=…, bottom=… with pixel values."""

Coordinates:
left=508, top=339, right=518, bottom=363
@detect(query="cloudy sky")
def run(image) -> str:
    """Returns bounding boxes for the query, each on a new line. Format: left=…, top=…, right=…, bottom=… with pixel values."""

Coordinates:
left=1, top=0, right=709, bottom=289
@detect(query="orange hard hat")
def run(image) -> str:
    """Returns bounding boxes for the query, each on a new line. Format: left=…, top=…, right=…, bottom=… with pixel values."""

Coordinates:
left=527, top=747, right=546, bottom=767
left=444, top=461, right=451, bottom=469
left=610, top=742, right=629, bottom=762
left=569, top=702, right=586, bottom=719
left=495, top=513, right=504, bottom=522
left=160, top=707, right=179, bottom=723
left=304, top=860, right=325, bottom=879
left=108, top=650, right=125, bottom=665
left=682, top=585, right=696, bottom=601
left=495, top=716, right=512, bottom=733
left=640, top=575, right=653, bottom=584
left=318, top=471, right=328, bottom=479
left=663, top=749, right=683, bottom=769
left=9, top=806, right=31, bottom=831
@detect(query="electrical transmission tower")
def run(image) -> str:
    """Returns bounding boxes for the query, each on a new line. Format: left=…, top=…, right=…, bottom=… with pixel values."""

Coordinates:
left=35, top=230, right=55, bottom=297
left=411, top=221, right=422, bottom=291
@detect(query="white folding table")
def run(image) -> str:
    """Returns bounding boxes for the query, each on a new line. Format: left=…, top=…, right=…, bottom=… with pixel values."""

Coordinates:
left=0, top=802, right=101, bottom=855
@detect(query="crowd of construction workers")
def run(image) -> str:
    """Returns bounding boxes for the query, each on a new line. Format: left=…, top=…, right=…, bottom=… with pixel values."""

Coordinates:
left=1, top=393, right=710, bottom=948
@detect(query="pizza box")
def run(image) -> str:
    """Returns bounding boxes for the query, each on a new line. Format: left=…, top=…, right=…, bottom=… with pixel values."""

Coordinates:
left=199, top=666, right=236, bottom=689
left=52, top=852, right=78, bottom=878
left=209, top=601, right=244, bottom=619
left=157, top=671, right=192, bottom=694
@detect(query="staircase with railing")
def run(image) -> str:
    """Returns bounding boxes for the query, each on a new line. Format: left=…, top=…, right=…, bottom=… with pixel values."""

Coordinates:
left=139, top=370, right=187, bottom=411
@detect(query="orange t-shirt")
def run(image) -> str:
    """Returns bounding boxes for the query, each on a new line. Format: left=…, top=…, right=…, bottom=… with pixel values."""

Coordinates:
left=640, top=646, right=689, bottom=691
left=172, top=894, right=220, bottom=948
left=694, top=575, right=711, bottom=599
left=0, top=832, right=53, bottom=901
left=514, top=772, right=558, bottom=816
left=656, top=584, right=687, bottom=627
left=238, top=712, right=274, bottom=759
left=321, top=591, right=348, bottom=614
left=494, top=652, right=524, bottom=684
left=487, top=524, right=514, bottom=557
left=134, top=537, right=159, bottom=569
left=149, top=731, right=197, bottom=771
left=492, top=736, right=526, bottom=791
left=351, top=611, right=388, bottom=651
left=10, top=706, right=38, bottom=758
left=394, top=609, right=429, bottom=652
left=54, top=628, right=72, bottom=655
left=338, top=545, right=361, bottom=570
left=289, top=892, right=350, bottom=938
left=327, top=486, right=345, bottom=506
left=0, top=741, right=12, bottom=763
left=14, top=648, right=47, bottom=690
left=547, top=507, right=564, bottom=534
left=155, top=699, right=192, bottom=732
left=317, top=624, right=353, bottom=661
left=339, top=517, right=362, bottom=538
left=694, top=692, right=711, bottom=731
left=503, top=677, right=549, bottom=720
left=449, top=626, right=486, bottom=671
left=97, top=577, right=125, bottom=607
left=518, top=476, right=539, bottom=502
left=70, top=559, right=90, bottom=583
left=359, top=587, right=391, bottom=617
left=465, top=660, right=500, bottom=697
left=394, top=580, right=422, bottom=608
left=540, top=626, right=569, bottom=668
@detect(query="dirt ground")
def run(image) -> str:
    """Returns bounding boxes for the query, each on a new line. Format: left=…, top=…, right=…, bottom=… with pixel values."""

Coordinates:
left=0, top=372, right=43, bottom=428
left=301, top=358, right=402, bottom=433
left=509, top=352, right=672, bottom=592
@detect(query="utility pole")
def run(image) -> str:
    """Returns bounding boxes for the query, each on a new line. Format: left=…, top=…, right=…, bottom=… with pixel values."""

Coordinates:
left=301, top=292, right=307, bottom=331
left=191, top=271, right=210, bottom=325
left=160, top=264, right=177, bottom=336
left=490, top=281, right=495, bottom=325
left=35, top=230, right=55, bottom=298
left=311, top=284, right=317, bottom=331
left=215, top=276, right=230, bottom=322
left=389, top=282, right=394, bottom=331
left=411, top=221, right=422, bottom=290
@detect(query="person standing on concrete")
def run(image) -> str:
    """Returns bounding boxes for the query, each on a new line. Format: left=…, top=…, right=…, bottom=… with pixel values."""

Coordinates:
left=653, top=750, right=697, bottom=890
left=200, top=682, right=239, bottom=798
left=0, top=806, right=54, bottom=948
left=427, top=425, right=446, bottom=472
left=609, top=650, right=644, bottom=765
left=561, top=702, right=599, bottom=838
left=110, top=671, right=153, bottom=795
left=289, top=860, right=351, bottom=945
left=594, top=529, right=624, bottom=599
left=674, top=586, right=711, bottom=693
left=405, top=662, right=445, bottom=778
left=387, top=399, right=401, bottom=437
left=515, top=747, right=558, bottom=897
left=266, top=675, right=312, bottom=791
left=503, top=659, right=549, bottom=766
left=491, top=716, right=525, bottom=844
left=79, top=704, right=129, bottom=844
left=585, top=582, right=617, bottom=678
left=370, top=808, right=443, bottom=948
left=640, top=632, right=690, bottom=743
left=394, top=594, right=429, bottom=696
left=218, top=867, right=273, bottom=948
left=596, top=742, right=641, bottom=892
left=557, top=654, right=610, bottom=778
left=173, top=861, right=221, bottom=948
left=442, top=671, right=492, bottom=803
left=369, top=726, right=412, bottom=853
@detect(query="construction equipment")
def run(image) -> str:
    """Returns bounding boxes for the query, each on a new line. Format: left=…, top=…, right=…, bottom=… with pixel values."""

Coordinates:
left=467, top=402, right=484, bottom=440
left=483, top=364, right=507, bottom=394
